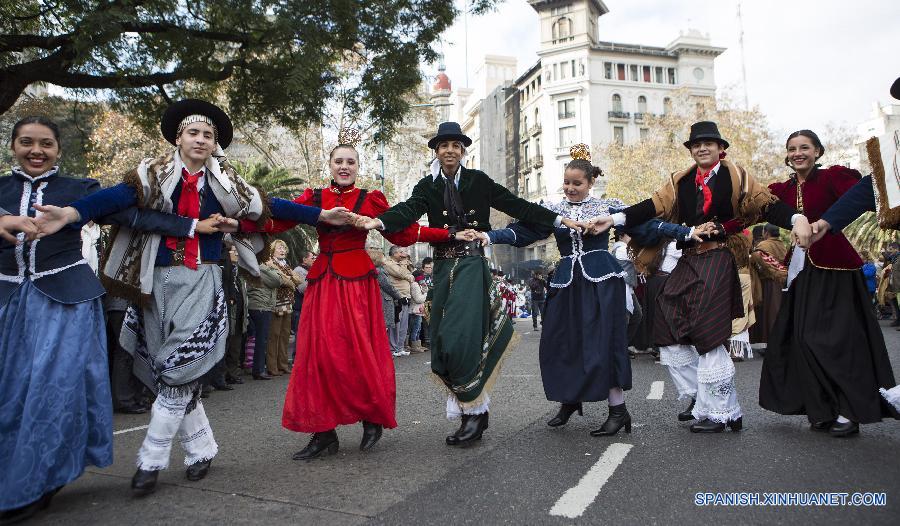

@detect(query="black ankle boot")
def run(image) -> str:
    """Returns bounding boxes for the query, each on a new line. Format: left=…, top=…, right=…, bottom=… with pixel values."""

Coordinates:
left=292, top=430, right=339, bottom=460
left=186, top=459, right=212, bottom=481
left=452, top=412, right=489, bottom=447
left=547, top=403, right=583, bottom=427
left=690, top=418, right=725, bottom=433
left=360, top=421, right=383, bottom=451
left=446, top=415, right=470, bottom=445
left=590, top=403, right=631, bottom=436
left=678, top=398, right=696, bottom=421
left=131, top=469, right=159, bottom=496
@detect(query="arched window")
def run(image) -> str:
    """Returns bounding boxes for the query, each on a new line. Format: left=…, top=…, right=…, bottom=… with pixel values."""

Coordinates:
left=552, top=17, right=572, bottom=42
left=663, top=97, right=672, bottom=114
left=611, top=94, right=622, bottom=113
left=637, top=96, right=647, bottom=114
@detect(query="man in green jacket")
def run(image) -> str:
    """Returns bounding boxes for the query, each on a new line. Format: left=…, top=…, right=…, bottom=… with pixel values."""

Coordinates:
left=359, top=122, right=583, bottom=446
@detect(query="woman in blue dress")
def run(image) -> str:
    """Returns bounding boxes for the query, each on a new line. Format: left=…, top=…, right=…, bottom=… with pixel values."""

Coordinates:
left=0, top=116, right=219, bottom=522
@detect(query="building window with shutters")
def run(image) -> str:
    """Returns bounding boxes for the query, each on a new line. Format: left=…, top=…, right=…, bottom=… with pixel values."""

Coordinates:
left=559, top=126, right=576, bottom=147
left=604, top=62, right=612, bottom=80
left=637, top=96, right=647, bottom=114
left=643, top=65, right=651, bottom=82
left=629, top=64, right=638, bottom=81
left=617, top=63, right=626, bottom=81
left=611, top=94, right=623, bottom=113
left=613, top=126, right=624, bottom=145
left=640, top=128, right=649, bottom=141
left=655, top=66, right=664, bottom=83
left=663, top=97, right=672, bottom=114
left=558, top=99, right=575, bottom=119
left=667, top=67, right=677, bottom=84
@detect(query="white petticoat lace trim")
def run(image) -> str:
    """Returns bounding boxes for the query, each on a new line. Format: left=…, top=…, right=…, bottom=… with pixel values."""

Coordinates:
left=659, top=344, right=699, bottom=368
left=880, top=386, right=900, bottom=412
left=697, top=360, right=736, bottom=384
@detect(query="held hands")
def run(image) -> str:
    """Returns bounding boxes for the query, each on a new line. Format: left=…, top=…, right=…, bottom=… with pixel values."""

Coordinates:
left=319, top=206, right=353, bottom=226
left=582, top=215, right=614, bottom=235
left=791, top=215, right=812, bottom=249
left=809, top=219, right=830, bottom=245
left=32, top=204, right=80, bottom=237
left=0, top=215, right=40, bottom=243
left=690, top=221, right=719, bottom=242
left=197, top=214, right=240, bottom=235
left=452, top=229, right=482, bottom=243
left=352, top=214, right=383, bottom=231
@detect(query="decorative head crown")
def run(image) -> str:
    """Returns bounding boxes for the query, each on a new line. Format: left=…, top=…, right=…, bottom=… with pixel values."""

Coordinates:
left=337, top=127, right=362, bottom=148
left=569, top=143, right=591, bottom=161
left=178, top=114, right=218, bottom=143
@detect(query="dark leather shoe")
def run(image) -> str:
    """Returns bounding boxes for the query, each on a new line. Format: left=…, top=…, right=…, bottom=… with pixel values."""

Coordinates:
left=727, top=417, right=743, bottom=432
left=116, top=403, right=149, bottom=415
left=225, top=374, right=244, bottom=385
left=690, top=418, right=726, bottom=433
left=547, top=403, right=583, bottom=427
left=292, top=430, right=339, bottom=460
left=829, top=421, right=859, bottom=437
left=590, top=403, right=632, bottom=436
left=0, top=491, right=55, bottom=523
left=186, top=459, right=212, bottom=481
left=678, top=398, right=696, bottom=422
left=252, top=373, right=272, bottom=380
left=445, top=415, right=470, bottom=445
left=210, top=381, right=234, bottom=391
left=131, top=469, right=159, bottom=496
left=360, top=421, right=383, bottom=451
left=452, top=412, right=489, bottom=447
left=810, top=420, right=834, bottom=432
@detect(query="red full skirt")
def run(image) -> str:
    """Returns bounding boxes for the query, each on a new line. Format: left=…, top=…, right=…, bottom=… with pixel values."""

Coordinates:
left=281, top=273, right=397, bottom=433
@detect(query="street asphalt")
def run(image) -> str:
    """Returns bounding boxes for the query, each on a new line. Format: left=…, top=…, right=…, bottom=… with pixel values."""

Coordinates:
left=30, top=319, right=900, bottom=525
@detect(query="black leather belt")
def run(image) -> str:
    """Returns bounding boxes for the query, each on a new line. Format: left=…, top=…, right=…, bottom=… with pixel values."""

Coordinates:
left=432, top=240, right=485, bottom=260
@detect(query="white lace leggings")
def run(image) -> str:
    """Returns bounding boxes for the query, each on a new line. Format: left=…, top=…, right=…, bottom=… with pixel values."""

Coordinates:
left=136, top=389, right=218, bottom=471
left=660, top=344, right=742, bottom=423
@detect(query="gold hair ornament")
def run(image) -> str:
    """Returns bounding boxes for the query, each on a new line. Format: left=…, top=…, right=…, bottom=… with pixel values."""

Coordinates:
left=569, top=143, right=591, bottom=161
left=337, top=128, right=362, bottom=147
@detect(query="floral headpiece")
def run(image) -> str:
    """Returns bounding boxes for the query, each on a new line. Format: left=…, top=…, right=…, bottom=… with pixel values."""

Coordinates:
left=569, top=143, right=591, bottom=161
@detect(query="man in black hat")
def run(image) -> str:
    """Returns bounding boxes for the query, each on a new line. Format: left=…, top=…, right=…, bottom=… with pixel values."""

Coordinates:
left=811, top=76, right=900, bottom=238
left=357, top=121, right=584, bottom=446
left=34, top=99, right=352, bottom=493
left=588, top=120, right=809, bottom=433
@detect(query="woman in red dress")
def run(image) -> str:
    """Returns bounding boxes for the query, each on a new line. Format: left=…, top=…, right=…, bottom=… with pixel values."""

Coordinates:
left=245, top=138, right=472, bottom=460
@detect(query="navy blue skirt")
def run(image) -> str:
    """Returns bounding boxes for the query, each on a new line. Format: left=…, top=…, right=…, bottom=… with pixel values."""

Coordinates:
left=539, top=270, right=630, bottom=403
left=0, top=281, right=113, bottom=511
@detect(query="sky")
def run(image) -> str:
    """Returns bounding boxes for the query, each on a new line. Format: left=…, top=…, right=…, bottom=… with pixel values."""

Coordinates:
left=436, top=0, right=900, bottom=137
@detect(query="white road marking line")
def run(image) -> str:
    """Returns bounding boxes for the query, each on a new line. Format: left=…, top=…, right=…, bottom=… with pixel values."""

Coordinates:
left=113, top=425, right=149, bottom=435
left=646, top=381, right=664, bottom=400
left=549, top=443, right=633, bottom=519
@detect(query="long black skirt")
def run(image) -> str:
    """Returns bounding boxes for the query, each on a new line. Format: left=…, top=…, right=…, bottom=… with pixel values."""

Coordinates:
left=540, top=270, right=629, bottom=403
left=759, top=263, right=898, bottom=424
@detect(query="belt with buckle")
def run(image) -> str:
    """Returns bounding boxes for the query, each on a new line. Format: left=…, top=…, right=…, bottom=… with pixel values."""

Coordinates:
left=683, top=240, right=725, bottom=256
left=432, top=240, right=485, bottom=260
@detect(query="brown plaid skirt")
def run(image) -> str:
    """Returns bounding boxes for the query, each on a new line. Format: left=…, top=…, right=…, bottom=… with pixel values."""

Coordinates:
left=653, top=248, right=742, bottom=355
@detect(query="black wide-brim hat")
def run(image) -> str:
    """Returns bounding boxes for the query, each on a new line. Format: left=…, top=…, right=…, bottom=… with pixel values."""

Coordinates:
left=161, top=99, right=233, bottom=149
left=891, top=77, right=900, bottom=100
left=683, top=120, right=729, bottom=150
left=428, top=121, right=473, bottom=149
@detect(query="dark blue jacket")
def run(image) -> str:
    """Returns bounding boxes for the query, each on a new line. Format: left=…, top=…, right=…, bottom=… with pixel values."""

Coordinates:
left=820, top=175, right=875, bottom=233
left=0, top=170, right=194, bottom=305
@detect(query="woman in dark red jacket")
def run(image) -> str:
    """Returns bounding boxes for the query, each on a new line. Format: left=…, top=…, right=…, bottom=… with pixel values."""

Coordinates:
left=759, top=130, right=898, bottom=436
left=244, top=138, right=472, bottom=460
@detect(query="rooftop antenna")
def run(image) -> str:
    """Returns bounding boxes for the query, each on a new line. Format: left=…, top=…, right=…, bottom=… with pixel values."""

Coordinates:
left=737, top=1, right=750, bottom=109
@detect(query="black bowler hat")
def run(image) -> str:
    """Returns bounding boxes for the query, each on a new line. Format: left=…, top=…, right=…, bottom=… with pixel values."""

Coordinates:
left=683, top=120, right=729, bottom=150
left=428, top=121, right=472, bottom=149
left=891, top=77, right=900, bottom=100
left=160, top=99, right=234, bottom=149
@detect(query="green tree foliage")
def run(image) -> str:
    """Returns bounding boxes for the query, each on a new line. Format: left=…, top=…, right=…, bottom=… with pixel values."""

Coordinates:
left=1, top=0, right=498, bottom=140
left=232, top=160, right=304, bottom=199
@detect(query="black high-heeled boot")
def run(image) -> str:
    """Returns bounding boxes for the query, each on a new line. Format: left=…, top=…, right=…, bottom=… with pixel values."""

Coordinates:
left=678, top=398, right=696, bottom=421
left=590, top=403, right=631, bottom=436
left=360, top=421, right=383, bottom=451
left=131, top=469, right=160, bottom=496
left=445, top=414, right=470, bottom=446
left=292, top=430, right=339, bottom=460
left=453, top=412, right=489, bottom=447
left=547, top=403, right=583, bottom=427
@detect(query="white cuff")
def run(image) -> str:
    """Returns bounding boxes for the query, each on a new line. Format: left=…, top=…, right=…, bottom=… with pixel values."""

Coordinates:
left=685, top=227, right=694, bottom=241
left=611, top=212, right=626, bottom=227
left=188, top=219, right=198, bottom=238
left=790, top=213, right=803, bottom=226
left=553, top=215, right=562, bottom=228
